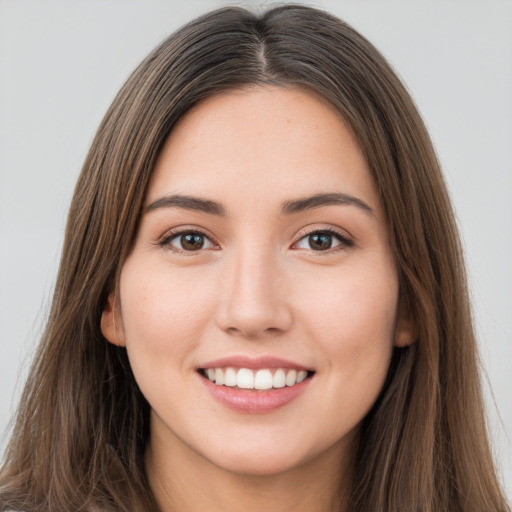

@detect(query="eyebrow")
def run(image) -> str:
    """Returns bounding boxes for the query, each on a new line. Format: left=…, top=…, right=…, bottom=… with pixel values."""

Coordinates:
left=281, top=192, right=374, bottom=216
left=145, top=194, right=226, bottom=216
left=145, top=192, right=374, bottom=217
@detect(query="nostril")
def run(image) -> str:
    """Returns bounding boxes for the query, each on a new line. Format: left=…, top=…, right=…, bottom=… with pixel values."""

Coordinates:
left=224, top=325, right=286, bottom=339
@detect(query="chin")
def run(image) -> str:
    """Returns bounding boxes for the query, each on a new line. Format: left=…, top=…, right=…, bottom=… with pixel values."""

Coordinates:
left=212, top=450, right=304, bottom=477
left=202, top=433, right=340, bottom=478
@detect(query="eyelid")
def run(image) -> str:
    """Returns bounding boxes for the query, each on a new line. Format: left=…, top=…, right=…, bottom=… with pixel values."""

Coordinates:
left=291, top=225, right=354, bottom=252
left=157, top=226, right=219, bottom=253
left=156, top=224, right=353, bottom=255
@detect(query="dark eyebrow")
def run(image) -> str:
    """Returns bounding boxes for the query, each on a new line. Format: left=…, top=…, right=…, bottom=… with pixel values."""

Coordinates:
left=281, top=192, right=374, bottom=216
left=145, top=192, right=373, bottom=217
left=145, top=194, right=226, bottom=216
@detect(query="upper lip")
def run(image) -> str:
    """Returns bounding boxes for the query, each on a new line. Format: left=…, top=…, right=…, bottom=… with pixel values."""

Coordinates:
left=199, top=355, right=313, bottom=372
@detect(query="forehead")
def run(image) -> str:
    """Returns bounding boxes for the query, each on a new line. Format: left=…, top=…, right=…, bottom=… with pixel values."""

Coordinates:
left=147, top=86, right=379, bottom=215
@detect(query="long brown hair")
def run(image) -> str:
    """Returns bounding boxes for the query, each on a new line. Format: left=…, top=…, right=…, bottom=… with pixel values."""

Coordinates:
left=1, top=5, right=509, bottom=511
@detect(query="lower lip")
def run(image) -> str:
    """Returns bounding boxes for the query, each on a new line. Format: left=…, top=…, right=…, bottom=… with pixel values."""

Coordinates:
left=199, top=373, right=312, bottom=414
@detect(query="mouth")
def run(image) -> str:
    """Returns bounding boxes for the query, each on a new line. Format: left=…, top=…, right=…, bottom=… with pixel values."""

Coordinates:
left=198, top=367, right=315, bottom=390
left=197, top=356, right=315, bottom=412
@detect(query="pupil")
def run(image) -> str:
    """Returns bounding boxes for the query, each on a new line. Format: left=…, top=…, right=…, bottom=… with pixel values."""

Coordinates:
left=181, top=233, right=204, bottom=250
left=310, top=233, right=332, bottom=250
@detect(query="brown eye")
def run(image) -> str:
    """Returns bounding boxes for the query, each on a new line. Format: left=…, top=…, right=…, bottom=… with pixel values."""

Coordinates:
left=180, top=233, right=205, bottom=250
left=308, top=233, right=333, bottom=250
left=294, top=229, right=353, bottom=252
left=163, top=231, right=215, bottom=252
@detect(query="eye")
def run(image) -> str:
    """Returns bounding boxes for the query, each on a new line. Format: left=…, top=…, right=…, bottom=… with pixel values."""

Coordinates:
left=159, top=230, right=216, bottom=252
left=293, top=229, right=353, bottom=252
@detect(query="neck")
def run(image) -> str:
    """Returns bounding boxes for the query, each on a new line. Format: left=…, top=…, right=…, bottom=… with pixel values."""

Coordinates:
left=145, top=424, right=354, bottom=512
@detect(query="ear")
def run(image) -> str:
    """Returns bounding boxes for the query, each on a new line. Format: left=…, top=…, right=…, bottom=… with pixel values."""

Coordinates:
left=101, top=292, right=126, bottom=347
left=394, top=296, right=418, bottom=348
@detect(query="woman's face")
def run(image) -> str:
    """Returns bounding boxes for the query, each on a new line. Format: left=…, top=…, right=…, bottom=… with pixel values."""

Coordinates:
left=102, top=86, right=414, bottom=476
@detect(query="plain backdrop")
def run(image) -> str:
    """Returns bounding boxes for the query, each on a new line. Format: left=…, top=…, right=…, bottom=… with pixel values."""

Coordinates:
left=1, top=0, right=511, bottom=500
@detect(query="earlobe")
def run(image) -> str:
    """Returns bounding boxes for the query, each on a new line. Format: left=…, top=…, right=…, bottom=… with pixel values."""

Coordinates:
left=101, top=292, right=126, bottom=347
left=394, top=297, right=418, bottom=348
left=395, top=319, right=417, bottom=347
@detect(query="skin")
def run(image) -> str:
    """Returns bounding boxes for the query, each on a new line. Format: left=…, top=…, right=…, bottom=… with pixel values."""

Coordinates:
left=102, top=86, right=415, bottom=512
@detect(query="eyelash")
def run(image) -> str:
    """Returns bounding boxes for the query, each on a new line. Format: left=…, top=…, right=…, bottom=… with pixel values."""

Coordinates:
left=157, top=228, right=219, bottom=254
left=293, top=227, right=354, bottom=254
left=157, top=227, right=354, bottom=255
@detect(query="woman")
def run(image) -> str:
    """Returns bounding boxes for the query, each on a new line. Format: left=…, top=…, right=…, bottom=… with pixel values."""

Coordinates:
left=0, top=5, right=509, bottom=512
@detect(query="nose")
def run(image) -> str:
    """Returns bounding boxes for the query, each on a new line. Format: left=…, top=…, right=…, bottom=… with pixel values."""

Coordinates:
left=214, top=246, right=293, bottom=339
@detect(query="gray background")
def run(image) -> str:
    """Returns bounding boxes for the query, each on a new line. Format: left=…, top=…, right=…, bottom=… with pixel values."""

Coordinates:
left=1, top=0, right=511, bottom=499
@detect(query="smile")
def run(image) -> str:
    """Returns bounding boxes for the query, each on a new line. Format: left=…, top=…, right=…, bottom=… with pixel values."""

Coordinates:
left=198, top=356, right=315, bottom=412
left=200, top=367, right=311, bottom=390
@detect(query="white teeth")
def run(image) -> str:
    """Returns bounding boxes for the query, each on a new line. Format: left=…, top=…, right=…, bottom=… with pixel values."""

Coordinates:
left=214, top=368, right=224, bottom=385
left=296, top=370, right=308, bottom=383
left=285, top=369, right=297, bottom=386
left=254, top=369, right=273, bottom=390
left=224, top=367, right=237, bottom=387
left=204, top=367, right=311, bottom=389
left=237, top=368, right=254, bottom=389
left=273, top=369, right=286, bottom=388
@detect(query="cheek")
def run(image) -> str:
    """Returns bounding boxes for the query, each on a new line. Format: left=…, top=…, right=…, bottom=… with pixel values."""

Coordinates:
left=119, top=262, right=217, bottom=365
left=299, top=260, right=398, bottom=375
